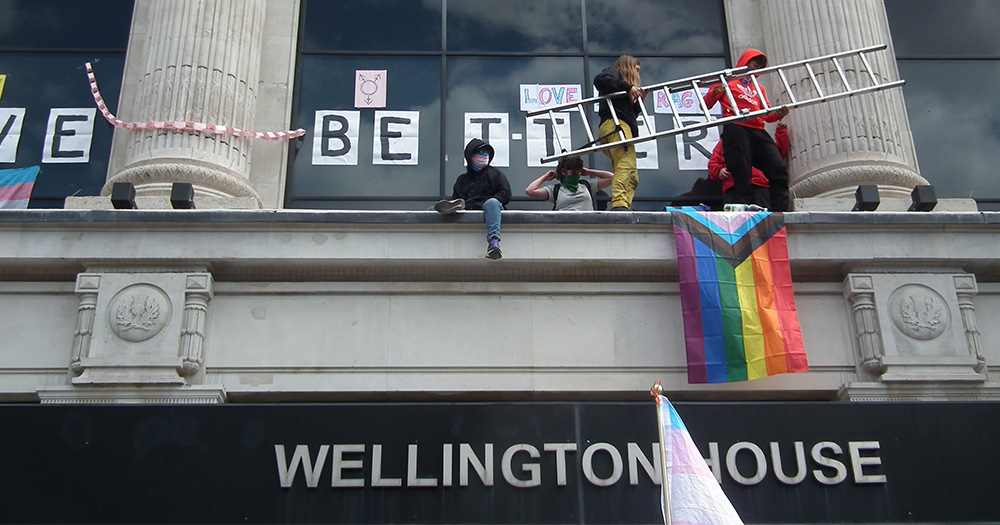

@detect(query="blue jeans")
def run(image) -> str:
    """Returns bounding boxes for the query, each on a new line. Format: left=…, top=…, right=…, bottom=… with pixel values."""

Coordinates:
left=481, top=198, right=502, bottom=242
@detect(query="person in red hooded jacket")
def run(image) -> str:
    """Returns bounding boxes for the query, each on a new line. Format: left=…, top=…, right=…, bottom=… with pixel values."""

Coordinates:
left=708, top=122, right=789, bottom=209
left=704, top=49, right=791, bottom=211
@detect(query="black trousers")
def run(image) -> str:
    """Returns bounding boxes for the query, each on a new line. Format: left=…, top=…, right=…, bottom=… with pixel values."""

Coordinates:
left=721, top=124, right=789, bottom=211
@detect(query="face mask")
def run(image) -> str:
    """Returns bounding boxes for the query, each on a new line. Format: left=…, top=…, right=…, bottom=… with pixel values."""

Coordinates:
left=560, top=174, right=581, bottom=193
left=470, top=152, right=489, bottom=171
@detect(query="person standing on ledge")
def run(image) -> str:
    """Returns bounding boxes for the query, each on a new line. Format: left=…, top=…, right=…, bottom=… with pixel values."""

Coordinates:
left=704, top=49, right=791, bottom=211
left=594, top=55, right=647, bottom=211
left=434, top=138, right=511, bottom=260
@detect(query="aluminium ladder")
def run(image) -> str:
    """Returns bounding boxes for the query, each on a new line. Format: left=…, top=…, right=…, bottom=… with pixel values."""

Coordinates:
left=525, top=44, right=905, bottom=164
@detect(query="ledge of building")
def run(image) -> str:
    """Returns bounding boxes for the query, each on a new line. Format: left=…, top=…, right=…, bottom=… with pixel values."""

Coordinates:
left=1, top=208, right=999, bottom=282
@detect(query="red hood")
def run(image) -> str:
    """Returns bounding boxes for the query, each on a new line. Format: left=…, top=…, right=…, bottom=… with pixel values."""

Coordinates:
left=737, top=49, right=767, bottom=68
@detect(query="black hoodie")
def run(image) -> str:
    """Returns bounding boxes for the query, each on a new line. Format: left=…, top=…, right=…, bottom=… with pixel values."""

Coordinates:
left=450, top=138, right=512, bottom=210
left=594, top=66, right=642, bottom=137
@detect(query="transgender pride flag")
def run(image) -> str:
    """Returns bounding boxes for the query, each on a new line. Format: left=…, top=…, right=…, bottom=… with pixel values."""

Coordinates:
left=0, top=166, right=39, bottom=209
left=669, top=207, right=808, bottom=383
left=656, top=394, right=743, bottom=525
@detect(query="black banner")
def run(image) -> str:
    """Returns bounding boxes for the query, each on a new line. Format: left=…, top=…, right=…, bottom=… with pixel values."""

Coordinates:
left=0, top=402, right=997, bottom=524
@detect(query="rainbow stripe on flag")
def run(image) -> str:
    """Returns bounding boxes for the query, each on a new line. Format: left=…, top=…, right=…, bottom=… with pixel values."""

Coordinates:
left=670, top=208, right=808, bottom=383
left=0, top=166, right=39, bottom=209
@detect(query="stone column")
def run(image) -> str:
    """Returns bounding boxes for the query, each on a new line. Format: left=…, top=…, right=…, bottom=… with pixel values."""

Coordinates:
left=758, top=0, right=927, bottom=198
left=104, top=0, right=267, bottom=206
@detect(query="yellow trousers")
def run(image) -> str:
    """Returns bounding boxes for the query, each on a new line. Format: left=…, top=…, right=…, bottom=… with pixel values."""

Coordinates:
left=599, top=119, right=639, bottom=209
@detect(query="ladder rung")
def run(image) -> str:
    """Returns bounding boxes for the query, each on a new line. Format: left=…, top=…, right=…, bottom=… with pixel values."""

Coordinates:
left=832, top=57, right=852, bottom=91
left=804, top=62, right=825, bottom=98
left=857, top=51, right=880, bottom=87
left=546, top=109, right=567, bottom=154
left=777, top=69, right=797, bottom=104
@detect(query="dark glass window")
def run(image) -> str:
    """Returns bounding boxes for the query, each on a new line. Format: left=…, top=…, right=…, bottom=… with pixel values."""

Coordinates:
left=896, top=60, right=1000, bottom=201
left=0, top=54, right=124, bottom=208
left=586, top=0, right=725, bottom=55
left=886, top=0, right=1000, bottom=58
left=301, top=0, right=442, bottom=53
left=288, top=55, right=441, bottom=209
left=446, top=0, right=583, bottom=53
left=0, top=0, right=133, bottom=50
left=886, top=0, right=1000, bottom=205
left=0, top=1, right=132, bottom=208
left=289, top=0, right=727, bottom=210
left=445, top=56, right=587, bottom=209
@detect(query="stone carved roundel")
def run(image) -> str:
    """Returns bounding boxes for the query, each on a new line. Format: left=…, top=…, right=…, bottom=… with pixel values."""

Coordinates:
left=107, top=284, right=171, bottom=342
left=888, top=284, right=949, bottom=341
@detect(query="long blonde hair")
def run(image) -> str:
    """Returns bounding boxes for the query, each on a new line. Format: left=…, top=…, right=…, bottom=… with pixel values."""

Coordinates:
left=615, top=55, right=641, bottom=87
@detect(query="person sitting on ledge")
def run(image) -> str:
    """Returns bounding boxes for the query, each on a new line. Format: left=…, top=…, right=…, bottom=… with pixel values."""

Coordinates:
left=524, top=155, right=613, bottom=211
left=433, top=138, right=511, bottom=260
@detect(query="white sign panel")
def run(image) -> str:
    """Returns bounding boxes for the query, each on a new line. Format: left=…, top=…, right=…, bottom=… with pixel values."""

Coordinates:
left=313, top=110, right=361, bottom=165
left=519, top=84, right=583, bottom=112
left=373, top=110, right=419, bottom=165
left=674, top=115, right=720, bottom=170
left=654, top=87, right=721, bottom=116
left=42, top=108, right=95, bottom=164
left=355, top=70, right=387, bottom=108
left=635, top=117, right=658, bottom=170
left=464, top=113, right=509, bottom=167
left=0, top=108, right=26, bottom=163
left=525, top=114, right=571, bottom=167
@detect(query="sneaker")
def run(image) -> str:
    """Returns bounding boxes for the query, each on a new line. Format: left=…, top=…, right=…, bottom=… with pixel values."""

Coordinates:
left=610, top=206, right=631, bottom=211
left=434, top=198, right=465, bottom=214
left=485, top=238, right=502, bottom=260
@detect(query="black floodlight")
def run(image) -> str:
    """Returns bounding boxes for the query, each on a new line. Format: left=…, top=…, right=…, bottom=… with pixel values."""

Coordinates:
left=110, top=182, right=137, bottom=209
left=852, top=185, right=880, bottom=211
left=908, top=185, right=937, bottom=212
left=170, top=182, right=196, bottom=209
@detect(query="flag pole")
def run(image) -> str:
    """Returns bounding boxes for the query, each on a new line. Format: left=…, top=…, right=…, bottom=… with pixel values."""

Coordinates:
left=651, top=380, right=672, bottom=525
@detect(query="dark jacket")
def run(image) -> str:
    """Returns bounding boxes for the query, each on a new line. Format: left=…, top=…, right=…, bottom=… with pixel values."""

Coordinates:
left=450, top=139, right=512, bottom=210
left=594, top=66, right=642, bottom=137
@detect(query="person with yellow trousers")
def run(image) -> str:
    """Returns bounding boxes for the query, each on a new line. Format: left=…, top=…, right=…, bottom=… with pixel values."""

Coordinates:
left=594, top=55, right=647, bottom=210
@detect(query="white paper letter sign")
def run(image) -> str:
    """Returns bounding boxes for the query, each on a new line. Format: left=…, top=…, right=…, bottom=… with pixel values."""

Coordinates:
left=526, top=114, right=571, bottom=167
left=519, top=84, right=583, bottom=112
left=42, top=108, right=95, bottom=164
left=355, top=70, right=387, bottom=108
left=313, top=110, right=360, bottom=165
left=674, top=116, right=719, bottom=170
left=0, top=108, right=26, bottom=163
left=464, top=113, right=509, bottom=167
left=635, top=117, right=658, bottom=170
left=374, top=110, right=419, bottom=165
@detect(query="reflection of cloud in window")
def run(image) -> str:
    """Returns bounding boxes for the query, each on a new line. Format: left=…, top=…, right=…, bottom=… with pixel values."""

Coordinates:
left=888, top=0, right=1000, bottom=56
left=439, top=0, right=580, bottom=52
left=448, top=58, right=584, bottom=113
left=901, top=62, right=1000, bottom=197
left=587, top=0, right=722, bottom=53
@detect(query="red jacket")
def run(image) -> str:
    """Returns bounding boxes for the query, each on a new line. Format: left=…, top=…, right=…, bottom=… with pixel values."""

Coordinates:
left=703, top=49, right=783, bottom=130
left=708, top=124, right=789, bottom=191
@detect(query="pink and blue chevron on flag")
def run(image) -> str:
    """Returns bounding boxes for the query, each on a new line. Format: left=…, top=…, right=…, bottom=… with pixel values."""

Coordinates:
left=659, top=397, right=743, bottom=525
left=0, top=166, right=39, bottom=209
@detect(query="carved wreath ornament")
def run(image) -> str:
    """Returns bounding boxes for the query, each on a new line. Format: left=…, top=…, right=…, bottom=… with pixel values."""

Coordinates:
left=116, top=295, right=161, bottom=332
left=107, top=284, right=171, bottom=342
left=888, top=285, right=949, bottom=341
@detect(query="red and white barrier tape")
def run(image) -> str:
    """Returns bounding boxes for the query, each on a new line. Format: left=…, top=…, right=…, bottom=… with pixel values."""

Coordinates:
left=85, top=62, right=306, bottom=141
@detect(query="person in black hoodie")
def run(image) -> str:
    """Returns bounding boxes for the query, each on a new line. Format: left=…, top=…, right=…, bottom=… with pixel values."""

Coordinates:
left=434, top=138, right=512, bottom=260
left=594, top=55, right=647, bottom=210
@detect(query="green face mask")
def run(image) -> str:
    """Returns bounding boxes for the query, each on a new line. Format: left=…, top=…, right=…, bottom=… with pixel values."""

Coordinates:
left=561, top=174, right=581, bottom=193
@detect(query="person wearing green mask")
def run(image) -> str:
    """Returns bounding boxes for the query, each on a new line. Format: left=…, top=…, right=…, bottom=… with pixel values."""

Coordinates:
left=524, top=155, right=614, bottom=211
